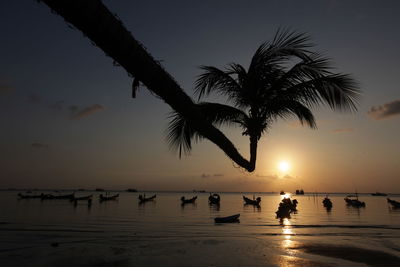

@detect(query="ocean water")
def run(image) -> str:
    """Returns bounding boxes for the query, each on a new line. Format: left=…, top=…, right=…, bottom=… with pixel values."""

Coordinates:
left=0, top=191, right=399, bottom=266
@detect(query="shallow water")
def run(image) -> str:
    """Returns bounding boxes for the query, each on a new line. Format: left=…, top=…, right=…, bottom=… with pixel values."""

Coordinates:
left=1, top=191, right=399, bottom=266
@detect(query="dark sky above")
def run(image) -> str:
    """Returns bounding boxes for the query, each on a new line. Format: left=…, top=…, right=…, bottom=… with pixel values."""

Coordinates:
left=1, top=0, right=399, bottom=192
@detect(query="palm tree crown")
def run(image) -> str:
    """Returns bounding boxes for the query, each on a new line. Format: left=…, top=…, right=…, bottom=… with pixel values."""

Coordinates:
left=167, top=29, right=360, bottom=169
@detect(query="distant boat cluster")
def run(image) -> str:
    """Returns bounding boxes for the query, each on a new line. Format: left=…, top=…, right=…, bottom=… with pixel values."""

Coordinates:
left=17, top=191, right=120, bottom=207
left=17, top=190, right=399, bottom=223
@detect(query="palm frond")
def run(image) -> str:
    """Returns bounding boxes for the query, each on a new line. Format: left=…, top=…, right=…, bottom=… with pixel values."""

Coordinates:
left=166, top=112, right=202, bottom=158
left=166, top=103, right=249, bottom=158
left=266, top=100, right=317, bottom=129
left=249, top=29, right=313, bottom=75
left=281, top=74, right=361, bottom=112
left=194, top=66, right=242, bottom=102
left=197, top=102, right=249, bottom=128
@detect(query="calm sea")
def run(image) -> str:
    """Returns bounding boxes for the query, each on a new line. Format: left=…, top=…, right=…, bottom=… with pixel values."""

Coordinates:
left=1, top=191, right=399, bottom=266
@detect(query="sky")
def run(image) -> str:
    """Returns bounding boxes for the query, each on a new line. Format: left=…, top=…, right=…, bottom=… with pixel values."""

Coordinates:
left=0, top=0, right=399, bottom=192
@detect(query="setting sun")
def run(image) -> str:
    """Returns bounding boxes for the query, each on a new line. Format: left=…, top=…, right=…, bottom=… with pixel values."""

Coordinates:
left=278, top=161, right=290, bottom=172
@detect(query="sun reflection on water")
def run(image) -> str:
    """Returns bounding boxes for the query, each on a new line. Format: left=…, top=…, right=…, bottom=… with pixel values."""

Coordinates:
left=281, top=218, right=295, bottom=253
left=281, top=193, right=292, bottom=200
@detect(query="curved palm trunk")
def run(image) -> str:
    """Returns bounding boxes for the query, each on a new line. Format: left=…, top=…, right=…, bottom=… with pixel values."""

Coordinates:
left=41, top=0, right=255, bottom=171
left=249, top=136, right=257, bottom=171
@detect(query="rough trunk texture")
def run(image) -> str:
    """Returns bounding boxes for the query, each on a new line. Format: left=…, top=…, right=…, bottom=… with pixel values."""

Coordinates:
left=41, top=0, right=255, bottom=171
left=249, top=136, right=257, bottom=172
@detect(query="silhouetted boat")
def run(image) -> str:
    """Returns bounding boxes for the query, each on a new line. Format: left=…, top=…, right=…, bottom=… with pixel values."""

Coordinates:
left=208, top=193, right=220, bottom=205
left=193, top=190, right=206, bottom=193
left=276, top=198, right=298, bottom=219
left=126, top=188, right=137, bottom=192
left=99, top=193, right=119, bottom=201
left=387, top=198, right=400, bottom=208
left=71, top=194, right=92, bottom=201
left=95, top=188, right=105, bottom=192
left=18, top=193, right=43, bottom=199
left=181, top=196, right=197, bottom=204
left=295, top=189, right=305, bottom=195
left=214, top=214, right=240, bottom=223
left=280, top=191, right=285, bottom=195
left=243, top=195, right=261, bottom=206
left=323, top=197, right=333, bottom=209
left=344, top=197, right=365, bottom=207
left=371, top=192, right=387, bottom=196
left=138, top=194, right=156, bottom=203
left=41, top=193, right=75, bottom=200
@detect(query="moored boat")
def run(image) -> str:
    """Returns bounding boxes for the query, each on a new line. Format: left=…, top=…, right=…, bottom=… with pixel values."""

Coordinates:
left=71, top=194, right=93, bottom=201
left=323, top=197, right=333, bottom=209
left=243, top=195, right=261, bottom=206
left=371, top=192, right=387, bottom=196
left=276, top=198, right=298, bottom=219
left=295, top=189, right=305, bottom=195
left=17, top=193, right=43, bottom=199
left=100, top=193, right=119, bottom=201
left=138, top=194, right=156, bottom=203
left=126, top=188, right=137, bottom=192
left=181, top=196, right=197, bottom=204
left=344, top=197, right=365, bottom=207
left=208, top=193, right=220, bottom=205
left=41, top=193, right=75, bottom=200
left=214, top=214, right=240, bottom=223
left=193, top=190, right=206, bottom=193
left=387, top=198, right=400, bottom=208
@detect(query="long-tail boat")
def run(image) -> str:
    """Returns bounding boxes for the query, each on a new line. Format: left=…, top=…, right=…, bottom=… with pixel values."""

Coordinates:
left=41, top=193, right=75, bottom=200
left=276, top=198, right=298, bottom=219
left=17, top=193, right=43, bottom=199
left=214, top=214, right=240, bottom=223
left=100, top=193, right=119, bottom=201
left=181, top=196, right=197, bottom=204
left=138, top=194, right=156, bottom=203
left=344, top=194, right=365, bottom=207
left=387, top=198, right=400, bottom=208
left=208, top=193, right=220, bottom=205
left=243, top=195, right=261, bottom=206
left=71, top=194, right=93, bottom=201
left=323, top=197, right=333, bottom=209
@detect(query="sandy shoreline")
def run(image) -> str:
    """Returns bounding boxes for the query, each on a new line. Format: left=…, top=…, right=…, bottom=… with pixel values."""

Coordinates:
left=1, top=236, right=399, bottom=267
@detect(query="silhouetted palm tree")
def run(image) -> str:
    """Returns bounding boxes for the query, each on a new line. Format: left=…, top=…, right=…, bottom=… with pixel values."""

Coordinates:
left=40, top=1, right=360, bottom=172
left=167, top=29, right=360, bottom=169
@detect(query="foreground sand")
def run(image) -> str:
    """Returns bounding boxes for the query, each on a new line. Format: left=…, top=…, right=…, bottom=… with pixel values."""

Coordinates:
left=1, top=235, right=399, bottom=267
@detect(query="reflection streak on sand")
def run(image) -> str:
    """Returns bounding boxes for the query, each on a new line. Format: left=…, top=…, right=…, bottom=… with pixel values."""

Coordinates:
left=281, top=218, right=296, bottom=257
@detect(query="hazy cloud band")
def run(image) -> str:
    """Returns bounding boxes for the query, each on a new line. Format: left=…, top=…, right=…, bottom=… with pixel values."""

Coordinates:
left=368, top=100, right=400, bottom=120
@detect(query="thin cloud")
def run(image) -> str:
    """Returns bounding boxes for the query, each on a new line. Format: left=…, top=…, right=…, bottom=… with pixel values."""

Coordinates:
left=201, top=173, right=224, bottom=178
left=31, top=142, right=49, bottom=149
left=332, top=128, right=354, bottom=133
left=368, top=100, right=400, bottom=120
left=256, top=174, right=278, bottom=180
left=283, top=174, right=294, bottom=179
left=70, top=104, right=105, bottom=120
